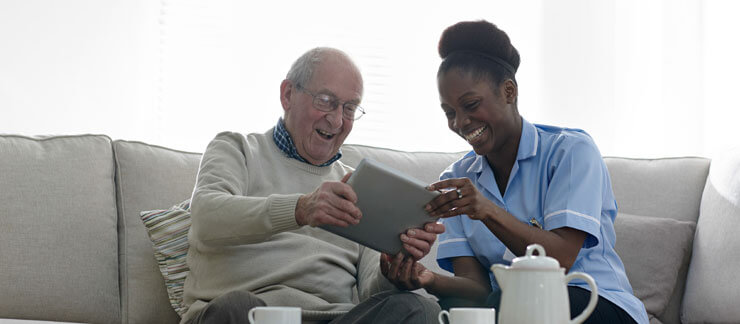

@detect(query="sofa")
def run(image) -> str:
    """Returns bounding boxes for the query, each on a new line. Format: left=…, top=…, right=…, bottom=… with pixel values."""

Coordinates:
left=1, top=134, right=738, bottom=324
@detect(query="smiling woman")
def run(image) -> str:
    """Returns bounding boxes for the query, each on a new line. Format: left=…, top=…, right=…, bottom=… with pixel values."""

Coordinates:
left=0, top=0, right=737, bottom=158
left=404, top=19, right=650, bottom=324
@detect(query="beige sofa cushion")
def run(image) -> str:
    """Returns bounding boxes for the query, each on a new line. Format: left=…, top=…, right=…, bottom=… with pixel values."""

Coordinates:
left=605, top=157, right=709, bottom=324
left=614, top=213, right=695, bottom=322
left=114, top=140, right=201, bottom=324
left=0, top=135, right=120, bottom=324
left=605, top=157, right=710, bottom=223
left=682, top=148, right=740, bottom=323
left=340, top=144, right=467, bottom=185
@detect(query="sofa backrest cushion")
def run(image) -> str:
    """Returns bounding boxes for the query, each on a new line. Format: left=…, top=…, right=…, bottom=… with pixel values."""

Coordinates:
left=605, top=157, right=710, bottom=324
left=340, top=144, right=468, bottom=185
left=682, top=148, right=740, bottom=323
left=0, top=135, right=121, bottom=324
left=605, top=157, right=710, bottom=223
left=113, top=140, right=201, bottom=324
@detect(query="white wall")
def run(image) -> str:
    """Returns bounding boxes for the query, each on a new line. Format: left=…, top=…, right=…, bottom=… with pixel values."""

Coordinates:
left=1, top=0, right=738, bottom=159
left=0, top=0, right=160, bottom=143
left=702, top=0, right=740, bottom=159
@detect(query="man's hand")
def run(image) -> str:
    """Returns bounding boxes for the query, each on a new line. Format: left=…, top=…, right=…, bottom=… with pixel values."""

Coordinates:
left=400, top=222, right=445, bottom=260
left=380, top=252, right=436, bottom=291
left=295, top=173, right=362, bottom=227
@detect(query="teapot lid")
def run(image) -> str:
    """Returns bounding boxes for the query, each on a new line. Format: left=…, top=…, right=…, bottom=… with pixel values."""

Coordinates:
left=510, top=244, right=560, bottom=269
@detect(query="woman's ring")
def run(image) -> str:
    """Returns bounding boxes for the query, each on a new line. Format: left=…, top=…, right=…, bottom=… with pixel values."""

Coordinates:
left=456, top=188, right=463, bottom=199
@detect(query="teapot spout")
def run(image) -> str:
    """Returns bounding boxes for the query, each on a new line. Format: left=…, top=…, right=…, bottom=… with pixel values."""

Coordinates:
left=491, top=264, right=508, bottom=290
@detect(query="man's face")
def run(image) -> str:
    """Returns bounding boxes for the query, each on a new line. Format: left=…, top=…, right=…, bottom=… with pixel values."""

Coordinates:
left=282, top=54, right=363, bottom=165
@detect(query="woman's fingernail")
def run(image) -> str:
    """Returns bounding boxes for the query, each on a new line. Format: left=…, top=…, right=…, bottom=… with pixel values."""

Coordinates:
left=425, top=205, right=431, bottom=211
left=408, top=230, right=416, bottom=236
left=401, top=234, right=408, bottom=242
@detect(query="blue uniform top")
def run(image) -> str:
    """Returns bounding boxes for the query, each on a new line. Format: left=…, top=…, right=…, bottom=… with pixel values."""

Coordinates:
left=436, top=118, right=649, bottom=324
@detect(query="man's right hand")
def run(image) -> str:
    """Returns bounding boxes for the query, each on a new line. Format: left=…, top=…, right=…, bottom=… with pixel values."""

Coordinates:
left=381, top=252, right=436, bottom=291
left=295, top=172, right=363, bottom=227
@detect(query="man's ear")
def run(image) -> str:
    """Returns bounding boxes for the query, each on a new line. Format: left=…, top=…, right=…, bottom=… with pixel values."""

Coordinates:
left=503, top=79, right=518, bottom=104
left=280, top=79, right=293, bottom=112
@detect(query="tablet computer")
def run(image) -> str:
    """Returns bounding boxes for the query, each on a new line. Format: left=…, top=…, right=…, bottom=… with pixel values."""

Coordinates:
left=320, top=158, right=441, bottom=255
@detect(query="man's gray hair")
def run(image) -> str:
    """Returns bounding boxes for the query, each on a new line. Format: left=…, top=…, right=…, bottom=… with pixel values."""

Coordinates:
left=286, top=47, right=356, bottom=87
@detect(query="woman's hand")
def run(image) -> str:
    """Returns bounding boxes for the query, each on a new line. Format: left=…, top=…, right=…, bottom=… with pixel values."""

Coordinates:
left=427, top=179, right=586, bottom=272
left=380, top=252, right=436, bottom=291
left=425, top=177, right=499, bottom=220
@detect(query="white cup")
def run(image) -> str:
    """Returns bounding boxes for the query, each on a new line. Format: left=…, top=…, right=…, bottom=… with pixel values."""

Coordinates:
left=438, top=307, right=496, bottom=324
left=247, top=306, right=301, bottom=324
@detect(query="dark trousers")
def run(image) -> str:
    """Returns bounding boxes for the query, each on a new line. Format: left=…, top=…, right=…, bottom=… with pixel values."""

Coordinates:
left=439, top=286, right=637, bottom=324
left=185, top=289, right=440, bottom=324
left=567, top=286, right=637, bottom=324
left=184, top=290, right=266, bottom=324
left=329, top=290, right=440, bottom=324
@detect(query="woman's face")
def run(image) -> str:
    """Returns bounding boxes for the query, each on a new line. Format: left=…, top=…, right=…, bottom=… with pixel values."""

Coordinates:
left=437, top=68, right=519, bottom=157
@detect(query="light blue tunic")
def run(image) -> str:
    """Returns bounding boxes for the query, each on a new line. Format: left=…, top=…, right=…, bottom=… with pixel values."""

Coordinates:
left=436, top=118, right=649, bottom=324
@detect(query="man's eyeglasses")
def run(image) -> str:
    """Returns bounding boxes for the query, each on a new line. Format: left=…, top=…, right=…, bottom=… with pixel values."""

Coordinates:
left=296, top=84, right=365, bottom=121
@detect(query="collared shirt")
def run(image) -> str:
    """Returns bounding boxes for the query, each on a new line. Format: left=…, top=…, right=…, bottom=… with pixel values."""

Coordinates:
left=272, top=118, right=341, bottom=167
left=436, top=118, right=649, bottom=324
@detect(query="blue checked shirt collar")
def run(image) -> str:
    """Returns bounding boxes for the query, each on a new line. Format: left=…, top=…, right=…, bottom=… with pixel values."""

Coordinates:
left=273, top=118, right=342, bottom=167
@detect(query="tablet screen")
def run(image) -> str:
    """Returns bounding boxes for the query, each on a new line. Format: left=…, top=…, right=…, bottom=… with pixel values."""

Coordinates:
left=319, top=158, right=440, bottom=255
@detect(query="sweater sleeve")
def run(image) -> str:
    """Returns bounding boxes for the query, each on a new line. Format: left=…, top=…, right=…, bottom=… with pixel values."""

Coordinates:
left=356, top=246, right=397, bottom=300
left=190, top=132, right=302, bottom=247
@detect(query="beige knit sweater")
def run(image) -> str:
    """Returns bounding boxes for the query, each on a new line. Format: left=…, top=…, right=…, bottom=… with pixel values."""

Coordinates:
left=181, top=130, right=394, bottom=323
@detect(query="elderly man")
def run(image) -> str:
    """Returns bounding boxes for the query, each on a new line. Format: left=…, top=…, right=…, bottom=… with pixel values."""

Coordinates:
left=181, top=47, right=444, bottom=324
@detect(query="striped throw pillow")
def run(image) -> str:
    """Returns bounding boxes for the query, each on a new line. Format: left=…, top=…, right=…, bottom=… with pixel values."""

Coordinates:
left=140, top=199, right=191, bottom=316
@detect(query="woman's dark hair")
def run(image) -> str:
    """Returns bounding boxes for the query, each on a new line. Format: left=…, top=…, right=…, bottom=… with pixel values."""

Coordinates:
left=438, top=20, right=520, bottom=86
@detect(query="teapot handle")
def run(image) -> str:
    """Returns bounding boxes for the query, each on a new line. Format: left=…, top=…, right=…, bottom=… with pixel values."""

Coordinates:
left=566, top=272, right=598, bottom=324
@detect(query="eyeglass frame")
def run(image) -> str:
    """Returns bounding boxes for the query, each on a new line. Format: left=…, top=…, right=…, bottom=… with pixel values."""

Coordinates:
left=295, top=83, right=366, bottom=121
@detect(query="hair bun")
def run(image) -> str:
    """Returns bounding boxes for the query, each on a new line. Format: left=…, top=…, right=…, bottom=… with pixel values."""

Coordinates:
left=438, top=20, right=520, bottom=72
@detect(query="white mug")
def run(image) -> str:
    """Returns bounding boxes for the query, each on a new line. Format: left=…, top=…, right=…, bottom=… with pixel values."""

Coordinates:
left=438, top=307, right=496, bottom=324
left=247, top=306, right=301, bottom=324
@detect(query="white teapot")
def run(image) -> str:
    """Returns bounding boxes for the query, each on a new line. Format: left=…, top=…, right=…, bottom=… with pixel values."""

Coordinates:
left=491, top=244, right=598, bottom=324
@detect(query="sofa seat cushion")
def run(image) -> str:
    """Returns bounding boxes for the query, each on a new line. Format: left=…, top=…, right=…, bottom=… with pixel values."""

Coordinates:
left=613, top=213, right=695, bottom=322
left=0, top=135, right=120, bottom=324
left=682, top=148, right=740, bottom=323
left=140, top=199, right=192, bottom=316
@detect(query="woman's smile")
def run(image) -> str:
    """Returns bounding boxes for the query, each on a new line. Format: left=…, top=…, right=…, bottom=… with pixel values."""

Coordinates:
left=462, top=125, right=488, bottom=144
